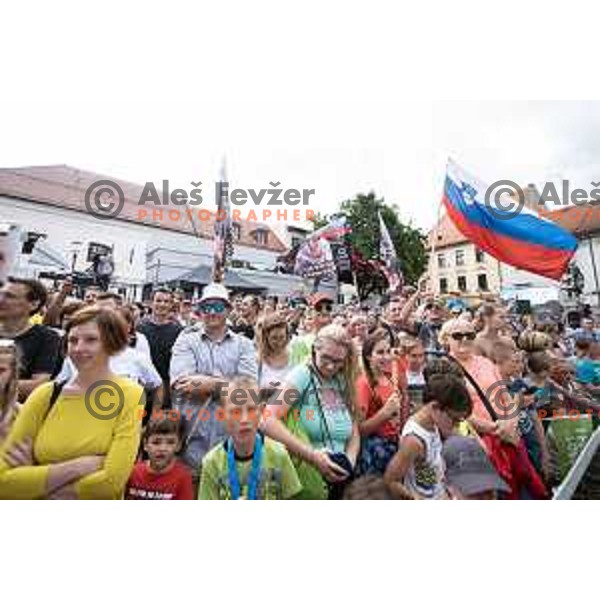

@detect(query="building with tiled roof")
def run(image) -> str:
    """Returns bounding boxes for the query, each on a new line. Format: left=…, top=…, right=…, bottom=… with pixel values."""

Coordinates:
left=427, top=212, right=502, bottom=297
left=546, top=203, right=600, bottom=306
left=426, top=183, right=600, bottom=306
left=0, top=165, right=313, bottom=299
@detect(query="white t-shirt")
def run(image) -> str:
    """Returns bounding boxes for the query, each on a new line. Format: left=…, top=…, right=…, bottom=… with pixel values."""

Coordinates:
left=133, top=332, right=152, bottom=360
left=258, top=360, right=293, bottom=390
left=401, top=418, right=446, bottom=499
left=406, top=370, right=426, bottom=387
left=57, top=346, right=162, bottom=389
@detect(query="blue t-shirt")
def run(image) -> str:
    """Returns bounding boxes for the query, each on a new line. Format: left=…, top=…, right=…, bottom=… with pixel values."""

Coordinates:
left=285, top=365, right=353, bottom=454
left=507, top=378, right=543, bottom=474
left=575, top=358, right=600, bottom=385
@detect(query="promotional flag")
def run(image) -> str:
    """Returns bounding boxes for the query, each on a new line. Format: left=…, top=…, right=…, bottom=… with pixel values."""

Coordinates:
left=294, top=214, right=351, bottom=281
left=378, top=211, right=403, bottom=292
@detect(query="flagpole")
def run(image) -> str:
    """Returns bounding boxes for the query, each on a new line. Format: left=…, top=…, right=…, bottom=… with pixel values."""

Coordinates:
left=213, top=155, right=229, bottom=284
left=430, top=163, right=448, bottom=297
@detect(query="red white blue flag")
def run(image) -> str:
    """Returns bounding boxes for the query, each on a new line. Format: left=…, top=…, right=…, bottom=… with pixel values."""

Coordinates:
left=442, top=159, right=577, bottom=281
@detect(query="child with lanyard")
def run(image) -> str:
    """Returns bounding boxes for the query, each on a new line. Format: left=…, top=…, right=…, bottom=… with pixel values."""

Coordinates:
left=199, top=376, right=302, bottom=500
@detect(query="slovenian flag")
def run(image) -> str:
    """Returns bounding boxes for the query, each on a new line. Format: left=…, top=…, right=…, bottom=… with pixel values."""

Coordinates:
left=442, top=159, right=578, bottom=281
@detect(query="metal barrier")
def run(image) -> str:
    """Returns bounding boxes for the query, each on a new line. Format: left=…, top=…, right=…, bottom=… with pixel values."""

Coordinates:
left=553, top=425, right=600, bottom=500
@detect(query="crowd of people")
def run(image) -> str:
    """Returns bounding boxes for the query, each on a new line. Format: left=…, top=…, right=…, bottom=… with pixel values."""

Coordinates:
left=1, top=274, right=600, bottom=500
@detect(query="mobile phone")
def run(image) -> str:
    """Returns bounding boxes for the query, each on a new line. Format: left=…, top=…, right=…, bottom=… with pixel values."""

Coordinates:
left=327, top=452, right=353, bottom=475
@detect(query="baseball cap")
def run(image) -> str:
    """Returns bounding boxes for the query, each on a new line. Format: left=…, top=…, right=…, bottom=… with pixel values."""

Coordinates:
left=309, top=292, right=334, bottom=308
left=199, top=283, right=231, bottom=305
left=443, top=436, right=510, bottom=497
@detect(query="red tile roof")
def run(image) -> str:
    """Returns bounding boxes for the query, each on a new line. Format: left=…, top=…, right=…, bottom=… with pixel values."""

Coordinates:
left=0, top=165, right=287, bottom=253
left=542, top=204, right=600, bottom=237
left=427, top=213, right=468, bottom=249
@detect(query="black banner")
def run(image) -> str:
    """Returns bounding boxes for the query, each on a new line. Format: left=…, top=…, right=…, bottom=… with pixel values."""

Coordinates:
left=330, top=241, right=353, bottom=284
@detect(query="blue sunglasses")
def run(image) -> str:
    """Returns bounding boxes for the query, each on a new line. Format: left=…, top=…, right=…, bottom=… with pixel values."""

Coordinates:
left=199, top=301, right=228, bottom=314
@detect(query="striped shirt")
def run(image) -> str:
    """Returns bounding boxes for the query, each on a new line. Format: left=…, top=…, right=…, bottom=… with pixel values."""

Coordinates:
left=170, top=325, right=257, bottom=383
left=169, top=326, right=258, bottom=472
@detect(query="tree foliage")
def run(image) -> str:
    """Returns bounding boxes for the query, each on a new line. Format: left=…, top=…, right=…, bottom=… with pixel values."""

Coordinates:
left=304, top=192, right=427, bottom=300
left=315, top=192, right=427, bottom=299
left=341, top=192, right=426, bottom=282
left=309, top=211, right=329, bottom=231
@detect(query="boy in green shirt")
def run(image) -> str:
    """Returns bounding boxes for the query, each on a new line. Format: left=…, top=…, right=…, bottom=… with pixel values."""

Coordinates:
left=199, top=376, right=302, bottom=500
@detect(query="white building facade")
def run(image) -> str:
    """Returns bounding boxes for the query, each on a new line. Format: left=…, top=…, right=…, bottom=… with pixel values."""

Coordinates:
left=0, top=165, right=316, bottom=300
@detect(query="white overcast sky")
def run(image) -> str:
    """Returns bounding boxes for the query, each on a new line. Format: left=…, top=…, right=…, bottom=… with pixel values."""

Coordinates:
left=2, top=2, right=600, bottom=232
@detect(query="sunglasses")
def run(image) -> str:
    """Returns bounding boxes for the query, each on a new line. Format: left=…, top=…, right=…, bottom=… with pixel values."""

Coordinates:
left=450, top=331, right=476, bottom=342
left=315, top=303, right=333, bottom=314
left=199, top=302, right=227, bottom=315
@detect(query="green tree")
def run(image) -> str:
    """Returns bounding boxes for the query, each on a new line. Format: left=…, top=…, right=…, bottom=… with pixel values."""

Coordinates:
left=339, top=192, right=427, bottom=287
left=310, top=211, right=329, bottom=231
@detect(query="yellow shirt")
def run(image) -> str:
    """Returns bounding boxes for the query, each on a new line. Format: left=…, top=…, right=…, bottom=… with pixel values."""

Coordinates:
left=29, top=313, right=43, bottom=325
left=0, top=377, right=143, bottom=499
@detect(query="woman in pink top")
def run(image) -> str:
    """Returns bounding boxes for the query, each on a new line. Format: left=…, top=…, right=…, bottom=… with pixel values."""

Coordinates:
left=446, top=319, right=519, bottom=444
left=446, top=318, right=548, bottom=499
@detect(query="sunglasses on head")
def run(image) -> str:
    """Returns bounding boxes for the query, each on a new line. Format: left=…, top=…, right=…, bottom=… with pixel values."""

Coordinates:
left=450, top=331, right=476, bottom=342
left=199, top=301, right=227, bottom=315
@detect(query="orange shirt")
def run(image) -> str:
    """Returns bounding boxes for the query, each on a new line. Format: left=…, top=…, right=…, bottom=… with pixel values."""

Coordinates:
left=356, top=359, right=408, bottom=439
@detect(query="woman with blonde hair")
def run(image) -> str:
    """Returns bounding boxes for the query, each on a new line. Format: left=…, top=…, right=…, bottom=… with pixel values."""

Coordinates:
left=262, top=324, right=361, bottom=498
left=438, top=318, right=459, bottom=351
left=255, top=312, right=293, bottom=393
left=445, top=317, right=547, bottom=499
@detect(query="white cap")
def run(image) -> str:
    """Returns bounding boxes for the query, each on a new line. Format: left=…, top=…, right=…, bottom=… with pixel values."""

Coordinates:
left=199, top=282, right=230, bottom=304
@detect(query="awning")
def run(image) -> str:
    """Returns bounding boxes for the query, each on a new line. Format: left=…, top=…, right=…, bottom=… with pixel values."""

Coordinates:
left=175, top=264, right=266, bottom=291
left=29, top=238, right=71, bottom=271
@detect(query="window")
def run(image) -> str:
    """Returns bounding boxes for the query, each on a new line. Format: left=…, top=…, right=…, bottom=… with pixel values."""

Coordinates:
left=458, top=275, right=467, bottom=292
left=455, top=249, right=465, bottom=267
left=437, top=253, right=447, bottom=269
left=232, top=222, right=242, bottom=241
left=476, top=248, right=485, bottom=263
left=87, top=242, right=112, bottom=262
left=478, top=274, right=489, bottom=291
left=21, top=232, right=47, bottom=255
left=231, top=259, right=251, bottom=269
left=439, top=278, right=448, bottom=294
left=253, top=229, right=268, bottom=246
